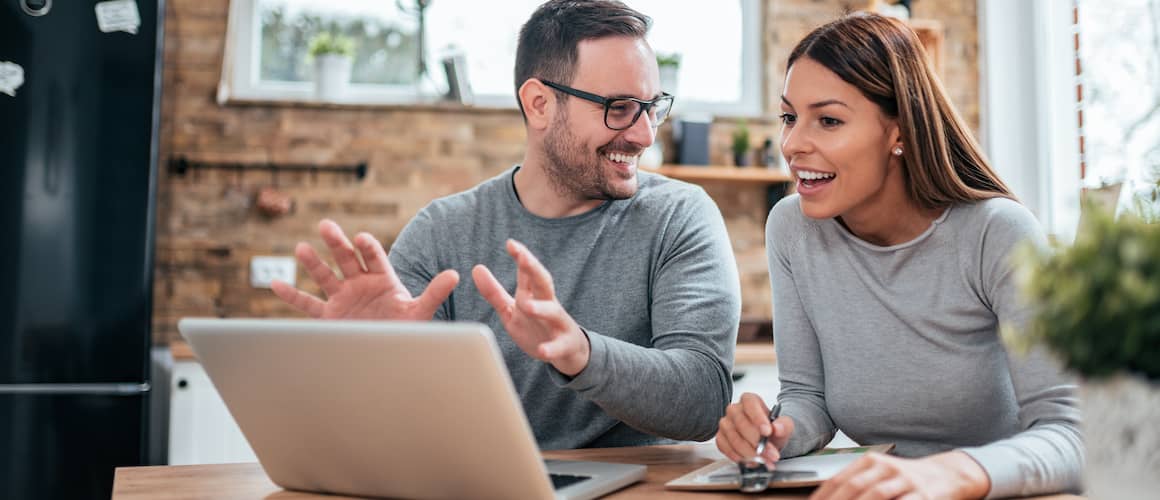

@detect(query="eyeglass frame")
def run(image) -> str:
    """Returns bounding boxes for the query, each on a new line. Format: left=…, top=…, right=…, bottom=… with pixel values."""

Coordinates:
left=539, top=79, right=675, bottom=131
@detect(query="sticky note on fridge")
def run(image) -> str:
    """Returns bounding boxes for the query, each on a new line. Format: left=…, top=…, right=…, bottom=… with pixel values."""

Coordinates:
left=95, top=0, right=141, bottom=35
left=0, top=62, right=24, bottom=97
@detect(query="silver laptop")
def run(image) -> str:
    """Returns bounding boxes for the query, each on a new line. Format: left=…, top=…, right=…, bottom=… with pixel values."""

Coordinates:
left=178, top=318, right=646, bottom=500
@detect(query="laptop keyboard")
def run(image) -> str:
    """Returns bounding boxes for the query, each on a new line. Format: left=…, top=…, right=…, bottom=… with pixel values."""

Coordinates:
left=550, top=473, right=592, bottom=489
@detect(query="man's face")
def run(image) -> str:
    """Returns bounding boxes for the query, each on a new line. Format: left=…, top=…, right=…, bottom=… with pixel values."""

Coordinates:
left=542, top=36, right=660, bottom=201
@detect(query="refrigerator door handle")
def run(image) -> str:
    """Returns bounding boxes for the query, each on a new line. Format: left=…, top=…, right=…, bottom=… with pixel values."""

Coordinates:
left=0, top=383, right=150, bottom=395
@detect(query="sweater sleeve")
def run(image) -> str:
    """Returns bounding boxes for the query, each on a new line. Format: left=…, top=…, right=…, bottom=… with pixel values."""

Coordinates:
left=958, top=201, right=1084, bottom=498
left=388, top=205, right=452, bottom=321
left=545, top=188, right=741, bottom=441
left=765, top=197, right=837, bottom=458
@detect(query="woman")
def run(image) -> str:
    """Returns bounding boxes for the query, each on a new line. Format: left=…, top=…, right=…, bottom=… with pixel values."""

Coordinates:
left=715, top=13, right=1083, bottom=500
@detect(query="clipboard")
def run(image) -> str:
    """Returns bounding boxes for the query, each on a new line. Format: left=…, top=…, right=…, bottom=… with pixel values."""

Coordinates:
left=665, top=443, right=895, bottom=490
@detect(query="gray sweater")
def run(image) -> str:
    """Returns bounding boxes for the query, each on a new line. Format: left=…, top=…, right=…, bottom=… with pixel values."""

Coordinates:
left=388, top=166, right=741, bottom=450
left=767, top=195, right=1083, bottom=498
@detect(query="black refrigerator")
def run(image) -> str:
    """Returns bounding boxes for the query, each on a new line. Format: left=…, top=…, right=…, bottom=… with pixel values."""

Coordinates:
left=0, top=1, right=164, bottom=498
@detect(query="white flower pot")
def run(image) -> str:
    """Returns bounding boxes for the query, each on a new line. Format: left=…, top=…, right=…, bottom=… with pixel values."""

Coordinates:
left=659, top=65, right=679, bottom=96
left=1080, top=374, right=1160, bottom=498
left=313, top=54, right=352, bottom=102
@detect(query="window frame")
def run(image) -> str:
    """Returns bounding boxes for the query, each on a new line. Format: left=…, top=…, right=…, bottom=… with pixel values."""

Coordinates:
left=978, top=0, right=1081, bottom=243
left=219, top=0, right=436, bottom=105
left=218, top=0, right=764, bottom=116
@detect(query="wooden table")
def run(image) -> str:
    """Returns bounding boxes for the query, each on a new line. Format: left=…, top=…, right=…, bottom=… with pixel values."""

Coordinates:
left=113, top=443, right=1081, bottom=499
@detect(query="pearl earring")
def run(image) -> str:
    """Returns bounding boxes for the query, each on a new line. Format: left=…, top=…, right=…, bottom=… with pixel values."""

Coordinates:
left=893, top=147, right=904, bottom=156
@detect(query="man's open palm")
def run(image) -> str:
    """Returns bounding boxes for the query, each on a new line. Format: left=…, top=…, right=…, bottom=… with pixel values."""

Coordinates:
left=472, top=239, right=590, bottom=376
left=271, top=219, right=459, bottom=321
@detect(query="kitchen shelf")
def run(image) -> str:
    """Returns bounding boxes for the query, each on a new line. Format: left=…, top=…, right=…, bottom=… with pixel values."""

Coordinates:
left=643, top=165, right=794, bottom=184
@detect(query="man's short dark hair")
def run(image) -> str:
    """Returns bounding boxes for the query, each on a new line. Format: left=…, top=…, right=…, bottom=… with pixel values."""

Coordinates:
left=514, top=0, right=652, bottom=118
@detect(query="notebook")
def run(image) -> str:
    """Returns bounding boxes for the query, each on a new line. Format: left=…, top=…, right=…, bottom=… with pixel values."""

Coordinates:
left=178, top=318, right=646, bottom=500
left=665, top=444, right=895, bottom=490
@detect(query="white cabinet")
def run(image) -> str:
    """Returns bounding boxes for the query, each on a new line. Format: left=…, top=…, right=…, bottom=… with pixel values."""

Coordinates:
left=168, top=360, right=257, bottom=465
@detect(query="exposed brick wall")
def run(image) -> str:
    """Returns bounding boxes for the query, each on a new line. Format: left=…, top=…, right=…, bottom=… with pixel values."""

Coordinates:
left=153, top=0, right=980, bottom=344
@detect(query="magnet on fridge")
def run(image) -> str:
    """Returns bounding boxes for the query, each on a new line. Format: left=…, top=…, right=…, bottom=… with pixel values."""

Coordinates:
left=95, top=0, right=141, bottom=35
left=0, top=62, right=24, bottom=97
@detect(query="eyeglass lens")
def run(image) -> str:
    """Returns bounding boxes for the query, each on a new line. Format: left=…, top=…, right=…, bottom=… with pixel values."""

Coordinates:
left=605, top=98, right=673, bottom=130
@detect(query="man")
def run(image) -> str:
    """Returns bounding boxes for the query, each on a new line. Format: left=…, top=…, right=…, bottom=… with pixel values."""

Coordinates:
left=272, top=0, right=740, bottom=449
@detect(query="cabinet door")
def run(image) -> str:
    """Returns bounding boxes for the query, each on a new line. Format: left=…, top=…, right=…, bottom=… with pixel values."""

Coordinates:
left=168, top=361, right=256, bottom=465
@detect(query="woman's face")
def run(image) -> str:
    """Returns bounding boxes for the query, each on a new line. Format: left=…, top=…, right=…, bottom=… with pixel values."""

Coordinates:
left=779, top=56, right=903, bottom=220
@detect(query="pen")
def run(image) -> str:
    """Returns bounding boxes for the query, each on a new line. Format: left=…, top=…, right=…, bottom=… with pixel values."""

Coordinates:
left=738, top=401, right=783, bottom=493
left=757, top=402, right=781, bottom=454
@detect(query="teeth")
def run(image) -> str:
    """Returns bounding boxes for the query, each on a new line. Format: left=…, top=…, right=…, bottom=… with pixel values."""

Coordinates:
left=606, top=153, right=639, bottom=164
left=796, top=170, right=836, bottom=181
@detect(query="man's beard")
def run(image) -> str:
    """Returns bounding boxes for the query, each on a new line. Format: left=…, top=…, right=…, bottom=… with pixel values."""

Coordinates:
left=542, top=110, right=639, bottom=201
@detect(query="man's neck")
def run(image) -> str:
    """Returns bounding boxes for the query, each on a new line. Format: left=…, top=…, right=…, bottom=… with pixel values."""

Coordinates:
left=515, top=155, right=606, bottom=219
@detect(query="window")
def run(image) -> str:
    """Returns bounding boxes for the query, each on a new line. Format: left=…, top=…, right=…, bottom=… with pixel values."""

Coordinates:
left=979, top=0, right=1082, bottom=241
left=220, top=0, right=763, bottom=115
left=1076, top=0, right=1160, bottom=217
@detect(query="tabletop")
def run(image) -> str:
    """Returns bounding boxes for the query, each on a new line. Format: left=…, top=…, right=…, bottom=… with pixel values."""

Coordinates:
left=112, top=443, right=1081, bottom=499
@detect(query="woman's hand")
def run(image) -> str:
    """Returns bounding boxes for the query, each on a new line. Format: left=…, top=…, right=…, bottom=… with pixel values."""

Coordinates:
left=715, top=392, right=795, bottom=464
left=810, top=451, right=991, bottom=500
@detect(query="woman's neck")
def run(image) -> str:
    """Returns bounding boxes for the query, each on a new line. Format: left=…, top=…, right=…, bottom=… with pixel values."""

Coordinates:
left=838, top=185, right=946, bottom=247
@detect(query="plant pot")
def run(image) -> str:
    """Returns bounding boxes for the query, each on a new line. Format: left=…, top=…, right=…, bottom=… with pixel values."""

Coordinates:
left=1115, top=164, right=1160, bottom=221
left=313, top=54, right=352, bottom=101
left=1080, top=374, right=1160, bottom=498
left=640, top=142, right=664, bottom=169
left=733, top=152, right=749, bottom=167
left=659, top=65, right=679, bottom=95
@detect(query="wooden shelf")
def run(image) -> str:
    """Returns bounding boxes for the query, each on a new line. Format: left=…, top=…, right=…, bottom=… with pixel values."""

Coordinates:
left=909, top=19, right=944, bottom=75
left=642, top=165, right=794, bottom=184
left=735, top=342, right=777, bottom=365
left=171, top=340, right=196, bottom=361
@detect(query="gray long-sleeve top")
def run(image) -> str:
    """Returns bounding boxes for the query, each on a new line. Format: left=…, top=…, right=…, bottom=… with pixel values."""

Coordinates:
left=767, top=195, right=1083, bottom=498
left=389, top=166, right=741, bottom=450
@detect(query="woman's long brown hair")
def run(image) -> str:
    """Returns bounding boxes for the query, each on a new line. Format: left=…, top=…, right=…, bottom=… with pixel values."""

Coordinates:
left=788, top=12, right=1015, bottom=209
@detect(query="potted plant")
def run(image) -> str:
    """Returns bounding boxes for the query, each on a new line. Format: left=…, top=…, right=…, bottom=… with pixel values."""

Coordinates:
left=656, top=52, right=681, bottom=95
left=1009, top=203, right=1160, bottom=498
left=731, top=120, right=751, bottom=167
left=308, top=31, right=355, bottom=101
left=1116, top=163, right=1160, bottom=222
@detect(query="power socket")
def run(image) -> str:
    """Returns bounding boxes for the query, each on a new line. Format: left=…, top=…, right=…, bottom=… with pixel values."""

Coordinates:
left=250, top=256, right=297, bottom=288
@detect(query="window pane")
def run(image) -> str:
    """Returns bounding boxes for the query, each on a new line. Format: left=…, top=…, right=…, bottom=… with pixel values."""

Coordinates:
left=1078, top=0, right=1160, bottom=186
left=424, top=0, right=747, bottom=105
left=425, top=1, right=541, bottom=100
left=631, top=0, right=745, bottom=104
left=257, top=0, right=421, bottom=85
left=246, top=0, right=753, bottom=110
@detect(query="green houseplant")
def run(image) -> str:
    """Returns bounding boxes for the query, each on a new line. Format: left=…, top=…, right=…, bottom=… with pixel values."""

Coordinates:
left=307, top=32, right=355, bottom=101
left=1013, top=205, right=1160, bottom=379
left=731, top=120, right=750, bottom=167
left=1011, top=202, right=1160, bottom=498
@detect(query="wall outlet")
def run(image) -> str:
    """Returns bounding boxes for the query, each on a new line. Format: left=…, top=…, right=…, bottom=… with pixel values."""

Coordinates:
left=250, top=256, right=297, bottom=289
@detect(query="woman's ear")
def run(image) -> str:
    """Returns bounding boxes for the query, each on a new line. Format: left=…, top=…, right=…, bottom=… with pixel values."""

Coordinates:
left=887, top=121, right=904, bottom=157
left=518, top=79, right=554, bottom=131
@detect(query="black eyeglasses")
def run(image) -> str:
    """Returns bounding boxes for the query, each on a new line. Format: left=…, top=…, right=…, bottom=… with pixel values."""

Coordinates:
left=540, top=79, right=674, bottom=131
